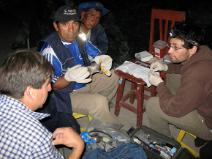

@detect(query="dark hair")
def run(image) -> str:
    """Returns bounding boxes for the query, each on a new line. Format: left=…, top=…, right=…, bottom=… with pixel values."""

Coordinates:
left=0, top=50, right=53, bottom=99
left=169, top=22, right=205, bottom=49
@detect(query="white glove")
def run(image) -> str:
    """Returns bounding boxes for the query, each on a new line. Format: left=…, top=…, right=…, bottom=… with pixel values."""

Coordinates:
left=148, top=71, right=163, bottom=86
left=64, top=65, right=91, bottom=83
left=94, top=55, right=112, bottom=76
left=150, top=61, right=168, bottom=72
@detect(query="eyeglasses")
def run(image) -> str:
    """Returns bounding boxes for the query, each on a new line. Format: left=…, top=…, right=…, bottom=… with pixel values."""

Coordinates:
left=167, top=44, right=185, bottom=51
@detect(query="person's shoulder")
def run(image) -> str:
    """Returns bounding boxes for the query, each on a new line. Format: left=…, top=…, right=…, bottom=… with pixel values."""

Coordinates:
left=2, top=107, right=51, bottom=147
left=41, top=45, right=55, bottom=55
left=96, top=24, right=104, bottom=28
left=41, top=32, right=59, bottom=47
left=98, top=24, right=105, bottom=30
left=198, top=45, right=212, bottom=63
left=199, top=45, right=212, bottom=53
left=38, top=33, right=56, bottom=52
left=38, top=41, right=50, bottom=52
left=92, top=24, right=104, bottom=31
left=44, top=32, right=58, bottom=40
left=187, top=53, right=212, bottom=79
left=21, top=116, right=52, bottom=147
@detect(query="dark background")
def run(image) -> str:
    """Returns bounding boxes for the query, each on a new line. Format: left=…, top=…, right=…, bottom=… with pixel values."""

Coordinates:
left=0, top=0, right=212, bottom=65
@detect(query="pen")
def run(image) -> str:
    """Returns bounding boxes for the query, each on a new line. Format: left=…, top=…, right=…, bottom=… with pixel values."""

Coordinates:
left=135, top=61, right=150, bottom=68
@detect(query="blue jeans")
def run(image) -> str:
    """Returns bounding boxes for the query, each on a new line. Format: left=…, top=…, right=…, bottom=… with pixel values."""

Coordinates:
left=83, top=143, right=147, bottom=159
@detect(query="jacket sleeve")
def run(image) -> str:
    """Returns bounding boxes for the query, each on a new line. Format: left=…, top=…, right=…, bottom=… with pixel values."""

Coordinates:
left=40, top=44, right=62, bottom=83
left=157, top=66, right=207, bottom=117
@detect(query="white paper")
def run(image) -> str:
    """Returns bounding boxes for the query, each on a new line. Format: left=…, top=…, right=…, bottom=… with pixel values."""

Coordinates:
left=115, top=61, right=151, bottom=87
left=135, top=51, right=153, bottom=62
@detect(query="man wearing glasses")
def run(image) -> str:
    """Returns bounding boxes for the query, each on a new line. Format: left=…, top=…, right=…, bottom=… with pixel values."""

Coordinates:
left=144, top=22, right=212, bottom=142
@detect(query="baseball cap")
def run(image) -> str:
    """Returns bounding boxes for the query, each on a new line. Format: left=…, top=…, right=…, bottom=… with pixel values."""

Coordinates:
left=54, top=5, right=80, bottom=22
left=78, top=1, right=110, bottom=16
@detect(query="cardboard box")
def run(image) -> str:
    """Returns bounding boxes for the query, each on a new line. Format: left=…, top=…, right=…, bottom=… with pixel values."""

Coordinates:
left=153, top=40, right=168, bottom=58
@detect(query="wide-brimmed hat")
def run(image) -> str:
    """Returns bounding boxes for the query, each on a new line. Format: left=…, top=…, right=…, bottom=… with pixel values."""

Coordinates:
left=78, top=1, right=110, bottom=16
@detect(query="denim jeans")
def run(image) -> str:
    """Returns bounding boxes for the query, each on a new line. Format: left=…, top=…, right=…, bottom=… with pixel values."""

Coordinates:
left=83, top=143, right=147, bottom=159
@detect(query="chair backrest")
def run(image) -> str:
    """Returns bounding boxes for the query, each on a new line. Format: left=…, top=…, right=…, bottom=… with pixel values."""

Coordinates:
left=149, top=8, right=186, bottom=53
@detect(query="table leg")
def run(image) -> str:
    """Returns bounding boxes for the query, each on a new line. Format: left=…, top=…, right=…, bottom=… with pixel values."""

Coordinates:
left=136, top=84, right=144, bottom=128
left=114, top=78, right=125, bottom=116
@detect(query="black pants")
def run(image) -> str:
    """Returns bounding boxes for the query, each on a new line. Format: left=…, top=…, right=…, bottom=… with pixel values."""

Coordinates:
left=40, top=112, right=80, bottom=134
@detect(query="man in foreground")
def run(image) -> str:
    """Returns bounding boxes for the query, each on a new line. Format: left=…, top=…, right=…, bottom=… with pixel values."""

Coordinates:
left=0, top=50, right=84, bottom=159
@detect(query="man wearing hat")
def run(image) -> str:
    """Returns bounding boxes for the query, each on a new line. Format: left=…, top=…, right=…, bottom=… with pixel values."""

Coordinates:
left=79, top=1, right=109, bottom=54
left=38, top=5, right=120, bottom=132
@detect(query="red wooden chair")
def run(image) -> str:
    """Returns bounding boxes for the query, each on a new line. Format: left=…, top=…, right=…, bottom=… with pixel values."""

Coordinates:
left=149, top=8, right=186, bottom=54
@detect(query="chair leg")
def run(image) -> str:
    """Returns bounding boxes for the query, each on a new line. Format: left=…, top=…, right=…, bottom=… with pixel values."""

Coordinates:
left=114, top=78, right=126, bottom=116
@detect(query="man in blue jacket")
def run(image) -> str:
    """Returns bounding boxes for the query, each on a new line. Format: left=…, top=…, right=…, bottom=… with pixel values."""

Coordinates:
left=38, top=5, right=119, bottom=133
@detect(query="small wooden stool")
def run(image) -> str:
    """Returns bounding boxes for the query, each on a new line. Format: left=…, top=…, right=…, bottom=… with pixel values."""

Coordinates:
left=114, top=69, right=146, bottom=128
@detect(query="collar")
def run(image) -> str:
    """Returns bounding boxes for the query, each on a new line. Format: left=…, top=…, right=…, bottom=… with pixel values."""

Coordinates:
left=62, top=41, right=72, bottom=45
left=0, top=95, right=50, bottom=120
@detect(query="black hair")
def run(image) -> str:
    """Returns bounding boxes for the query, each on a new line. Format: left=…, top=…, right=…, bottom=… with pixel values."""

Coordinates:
left=169, top=22, right=205, bottom=49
